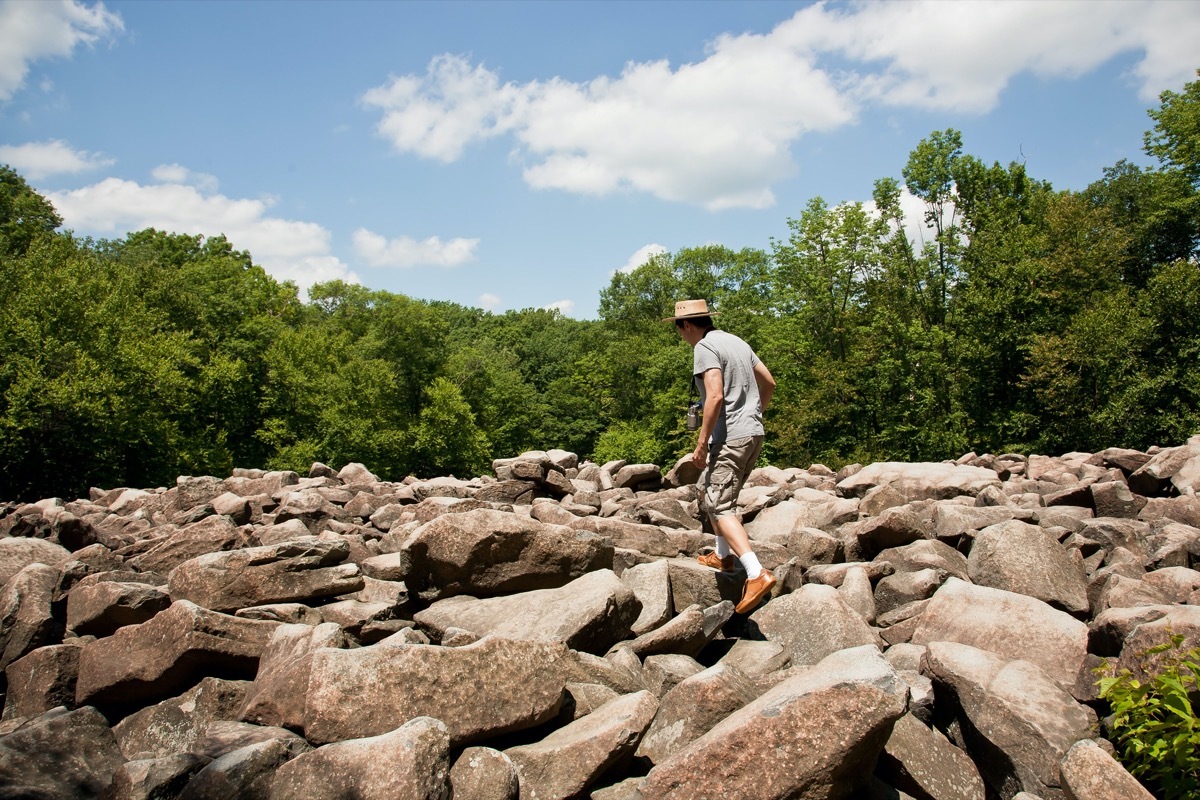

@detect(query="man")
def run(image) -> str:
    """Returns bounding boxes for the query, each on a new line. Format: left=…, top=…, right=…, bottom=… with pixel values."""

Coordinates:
left=665, top=299, right=777, bottom=614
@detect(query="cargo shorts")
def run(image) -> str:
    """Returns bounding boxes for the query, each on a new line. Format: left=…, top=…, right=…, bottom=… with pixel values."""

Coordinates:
left=699, top=435, right=764, bottom=521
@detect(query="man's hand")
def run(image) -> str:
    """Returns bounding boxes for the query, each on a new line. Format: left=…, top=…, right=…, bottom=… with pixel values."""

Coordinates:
left=692, top=440, right=708, bottom=469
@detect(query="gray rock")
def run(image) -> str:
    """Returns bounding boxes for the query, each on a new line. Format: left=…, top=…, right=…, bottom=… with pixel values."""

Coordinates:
left=837, top=462, right=1002, bottom=501
left=923, top=641, right=1096, bottom=799
left=618, top=601, right=732, bottom=659
left=414, top=570, right=640, bottom=655
left=168, top=539, right=363, bottom=613
left=641, top=653, right=705, bottom=697
left=303, top=636, right=571, bottom=746
left=0, top=706, right=125, bottom=800
left=268, top=716, right=450, bottom=800
left=966, top=520, right=1089, bottom=615
left=635, top=645, right=907, bottom=799
left=911, top=578, right=1088, bottom=693
left=506, top=691, right=658, bottom=800
left=403, top=509, right=612, bottom=601
left=751, top=583, right=883, bottom=666
left=76, top=600, right=278, bottom=715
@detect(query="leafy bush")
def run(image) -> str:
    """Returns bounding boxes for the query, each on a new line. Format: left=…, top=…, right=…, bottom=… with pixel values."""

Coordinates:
left=1096, top=634, right=1200, bottom=799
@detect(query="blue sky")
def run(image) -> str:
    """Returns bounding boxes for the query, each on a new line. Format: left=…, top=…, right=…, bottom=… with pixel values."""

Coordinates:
left=2, top=0, right=1198, bottom=319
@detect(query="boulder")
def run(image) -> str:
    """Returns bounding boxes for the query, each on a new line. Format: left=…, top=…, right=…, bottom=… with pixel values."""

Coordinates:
left=65, top=580, right=171, bottom=637
left=449, top=747, right=520, bottom=800
left=505, top=691, right=658, bottom=800
left=2, top=642, right=82, bottom=721
left=76, top=600, right=279, bottom=715
left=107, top=754, right=212, bottom=800
left=635, top=645, right=908, bottom=799
left=966, top=520, right=1089, bottom=615
left=636, top=662, right=760, bottom=764
left=128, top=515, right=248, bottom=575
left=403, top=509, right=612, bottom=601
left=1059, top=738, right=1154, bottom=800
left=911, top=578, right=1088, bottom=692
left=303, top=636, right=571, bottom=746
left=413, top=569, right=640, bottom=655
left=750, top=583, right=883, bottom=666
left=0, top=562, right=61, bottom=673
left=837, top=463, right=1002, bottom=501
left=0, top=706, right=125, bottom=799
left=168, top=539, right=363, bottom=612
left=618, top=601, right=732, bottom=659
left=113, top=676, right=252, bottom=761
left=0, top=537, right=71, bottom=585
left=620, top=560, right=673, bottom=635
left=238, top=622, right=348, bottom=730
left=923, top=641, right=1096, bottom=799
left=875, top=712, right=986, bottom=800
left=268, top=716, right=451, bottom=800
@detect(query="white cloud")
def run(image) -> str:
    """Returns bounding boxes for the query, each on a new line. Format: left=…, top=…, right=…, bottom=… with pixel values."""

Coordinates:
left=619, top=243, right=668, bottom=274
left=352, top=228, right=479, bottom=269
left=0, top=139, right=113, bottom=179
left=151, top=163, right=218, bottom=193
left=0, top=0, right=123, bottom=102
left=46, top=175, right=358, bottom=292
left=363, top=0, right=1200, bottom=209
left=543, top=299, right=575, bottom=316
left=478, top=293, right=502, bottom=311
left=862, top=187, right=943, bottom=252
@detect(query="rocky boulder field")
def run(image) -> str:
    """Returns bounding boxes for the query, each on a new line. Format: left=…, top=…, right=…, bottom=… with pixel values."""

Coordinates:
left=3, top=438, right=1200, bottom=799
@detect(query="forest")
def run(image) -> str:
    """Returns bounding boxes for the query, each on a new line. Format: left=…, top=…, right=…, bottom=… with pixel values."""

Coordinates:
left=1, top=73, right=1197, bottom=503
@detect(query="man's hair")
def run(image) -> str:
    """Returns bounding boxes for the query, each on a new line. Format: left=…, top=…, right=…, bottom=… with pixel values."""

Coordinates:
left=676, top=315, right=715, bottom=331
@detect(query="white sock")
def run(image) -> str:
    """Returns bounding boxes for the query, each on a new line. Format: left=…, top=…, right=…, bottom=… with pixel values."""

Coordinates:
left=715, top=536, right=731, bottom=558
left=739, top=552, right=763, bottom=580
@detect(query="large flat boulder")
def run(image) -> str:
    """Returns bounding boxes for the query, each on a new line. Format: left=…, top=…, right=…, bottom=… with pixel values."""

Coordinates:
left=635, top=645, right=907, bottom=799
left=403, top=509, right=613, bottom=600
left=911, top=578, right=1088, bottom=692
left=128, top=515, right=249, bottom=575
left=303, top=636, right=571, bottom=746
left=837, top=463, right=1002, bottom=501
left=923, top=641, right=1096, bottom=799
left=413, top=569, right=640, bottom=655
left=168, top=539, right=363, bottom=613
left=76, top=600, right=279, bottom=715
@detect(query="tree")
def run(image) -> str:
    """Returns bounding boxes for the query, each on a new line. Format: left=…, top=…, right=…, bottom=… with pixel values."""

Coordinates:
left=0, top=165, right=61, bottom=258
left=1145, top=69, right=1200, bottom=186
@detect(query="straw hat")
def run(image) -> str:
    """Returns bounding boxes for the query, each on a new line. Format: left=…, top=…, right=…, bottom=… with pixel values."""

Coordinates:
left=662, top=299, right=719, bottom=322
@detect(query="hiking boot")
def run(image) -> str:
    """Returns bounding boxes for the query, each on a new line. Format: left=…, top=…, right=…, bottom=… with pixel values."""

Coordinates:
left=697, top=551, right=738, bottom=571
left=735, top=570, right=777, bottom=614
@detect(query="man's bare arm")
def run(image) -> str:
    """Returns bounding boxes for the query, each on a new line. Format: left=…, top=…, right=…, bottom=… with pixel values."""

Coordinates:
left=754, top=361, right=776, bottom=411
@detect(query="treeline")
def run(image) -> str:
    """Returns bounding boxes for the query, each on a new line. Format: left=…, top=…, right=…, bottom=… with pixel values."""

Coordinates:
left=2, top=74, right=1198, bottom=502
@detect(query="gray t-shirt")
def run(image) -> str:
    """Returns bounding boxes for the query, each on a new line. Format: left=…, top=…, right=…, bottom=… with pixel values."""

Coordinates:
left=693, top=329, right=763, bottom=444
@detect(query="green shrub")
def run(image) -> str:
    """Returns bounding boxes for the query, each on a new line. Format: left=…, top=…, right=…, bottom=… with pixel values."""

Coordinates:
left=1096, top=634, right=1200, bottom=800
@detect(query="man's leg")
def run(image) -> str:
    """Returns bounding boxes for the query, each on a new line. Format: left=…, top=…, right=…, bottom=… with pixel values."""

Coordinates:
left=699, top=437, right=775, bottom=611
